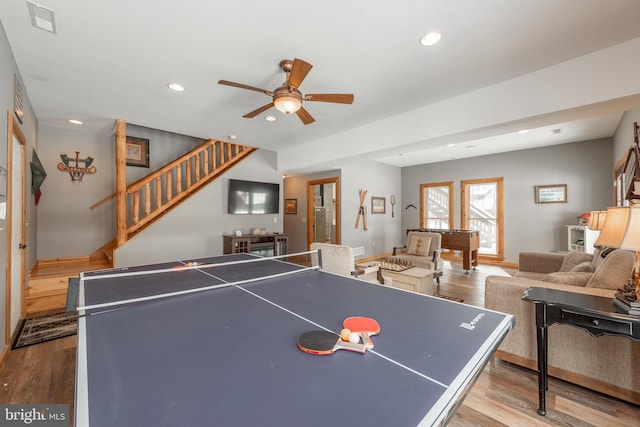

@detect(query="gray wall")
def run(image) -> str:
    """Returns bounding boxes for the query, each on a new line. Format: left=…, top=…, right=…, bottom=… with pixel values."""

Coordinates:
left=36, top=123, right=207, bottom=258
left=1, top=22, right=37, bottom=345
left=401, top=138, right=613, bottom=262
left=283, top=159, right=402, bottom=259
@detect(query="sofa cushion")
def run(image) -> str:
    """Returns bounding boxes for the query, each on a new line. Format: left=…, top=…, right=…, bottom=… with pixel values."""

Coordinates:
left=586, top=249, right=634, bottom=289
left=407, top=235, right=431, bottom=257
left=558, top=251, right=593, bottom=272
left=570, top=261, right=595, bottom=273
left=542, top=271, right=592, bottom=286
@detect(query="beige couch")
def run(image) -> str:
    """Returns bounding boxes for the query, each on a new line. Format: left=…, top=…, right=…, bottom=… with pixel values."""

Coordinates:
left=485, top=249, right=640, bottom=405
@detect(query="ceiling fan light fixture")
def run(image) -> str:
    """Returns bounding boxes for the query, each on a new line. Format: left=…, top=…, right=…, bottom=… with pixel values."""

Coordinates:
left=274, top=95, right=302, bottom=115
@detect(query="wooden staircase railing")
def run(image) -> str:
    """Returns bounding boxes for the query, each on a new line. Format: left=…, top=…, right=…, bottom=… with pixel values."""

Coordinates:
left=92, top=138, right=257, bottom=242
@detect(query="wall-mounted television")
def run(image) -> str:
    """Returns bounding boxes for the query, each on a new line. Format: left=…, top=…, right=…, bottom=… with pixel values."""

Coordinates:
left=228, top=179, right=280, bottom=214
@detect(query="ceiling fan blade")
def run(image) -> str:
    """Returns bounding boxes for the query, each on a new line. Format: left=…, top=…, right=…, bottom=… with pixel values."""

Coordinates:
left=287, top=59, right=313, bottom=88
left=304, top=93, right=354, bottom=104
left=218, top=80, right=273, bottom=96
left=296, top=106, right=315, bottom=125
left=243, top=103, right=274, bottom=118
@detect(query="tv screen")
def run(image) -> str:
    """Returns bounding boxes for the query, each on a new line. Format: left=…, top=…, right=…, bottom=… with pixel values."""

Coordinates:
left=228, top=179, right=280, bottom=214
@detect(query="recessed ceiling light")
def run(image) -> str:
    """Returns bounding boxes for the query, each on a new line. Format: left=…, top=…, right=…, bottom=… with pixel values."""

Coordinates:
left=517, top=129, right=529, bottom=134
left=69, top=119, right=83, bottom=125
left=265, top=116, right=276, bottom=122
left=228, top=135, right=237, bottom=140
left=167, top=83, right=185, bottom=92
left=420, top=32, right=442, bottom=46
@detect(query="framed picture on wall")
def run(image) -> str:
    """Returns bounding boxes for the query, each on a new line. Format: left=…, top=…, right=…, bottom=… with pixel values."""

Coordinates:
left=285, top=198, right=297, bottom=214
left=371, top=196, right=386, bottom=214
left=534, top=184, right=567, bottom=204
left=126, top=136, right=149, bottom=167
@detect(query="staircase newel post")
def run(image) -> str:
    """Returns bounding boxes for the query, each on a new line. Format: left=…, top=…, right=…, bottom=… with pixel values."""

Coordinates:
left=115, top=120, right=128, bottom=247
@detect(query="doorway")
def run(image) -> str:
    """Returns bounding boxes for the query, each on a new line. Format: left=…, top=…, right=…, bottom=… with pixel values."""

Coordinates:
left=5, top=112, right=27, bottom=345
left=306, top=177, right=340, bottom=248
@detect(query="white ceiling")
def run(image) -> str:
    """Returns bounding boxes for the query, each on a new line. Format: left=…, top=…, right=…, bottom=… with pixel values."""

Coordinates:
left=2, top=0, right=640, bottom=172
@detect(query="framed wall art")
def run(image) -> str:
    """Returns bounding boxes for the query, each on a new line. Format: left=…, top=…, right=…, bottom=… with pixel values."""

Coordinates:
left=126, top=136, right=149, bottom=167
left=534, top=184, right=567, bottom=204
left=285, top=198, right=297, bottom=214
left=371, top=196, right=386, bottom=214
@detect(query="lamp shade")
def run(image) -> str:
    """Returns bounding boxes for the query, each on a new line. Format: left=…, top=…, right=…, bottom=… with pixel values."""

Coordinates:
left=588, top=210, right=607, bottom=230
left=594, top=206, right=640, bottom=250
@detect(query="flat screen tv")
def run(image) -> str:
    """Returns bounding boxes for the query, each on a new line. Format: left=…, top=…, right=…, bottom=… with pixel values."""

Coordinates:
left=228, top=179, right=280, bottom=214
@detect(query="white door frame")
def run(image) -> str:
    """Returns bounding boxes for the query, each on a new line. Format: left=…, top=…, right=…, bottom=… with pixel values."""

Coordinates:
left=5, top=111, right=27, bottom=345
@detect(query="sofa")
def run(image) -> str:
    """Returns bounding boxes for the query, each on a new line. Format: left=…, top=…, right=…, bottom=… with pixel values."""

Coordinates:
left=485, top=249, right=640, bottom=405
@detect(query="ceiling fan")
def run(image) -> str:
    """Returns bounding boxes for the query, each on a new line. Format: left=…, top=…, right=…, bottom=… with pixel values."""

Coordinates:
left=218, top=58, right=354, bottom=125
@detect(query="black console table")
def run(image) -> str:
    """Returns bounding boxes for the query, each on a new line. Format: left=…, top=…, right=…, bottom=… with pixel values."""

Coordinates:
left=522, top=287, right=640, bottom=416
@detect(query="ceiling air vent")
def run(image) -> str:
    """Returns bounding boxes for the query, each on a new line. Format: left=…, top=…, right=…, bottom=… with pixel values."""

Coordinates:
left=26, top=1, right=56, bottom=34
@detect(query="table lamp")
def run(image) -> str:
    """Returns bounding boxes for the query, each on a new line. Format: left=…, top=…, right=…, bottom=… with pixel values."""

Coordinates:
left=588, top=210, right=607, bottom=230
left=594, top=206, right=640, bottom=301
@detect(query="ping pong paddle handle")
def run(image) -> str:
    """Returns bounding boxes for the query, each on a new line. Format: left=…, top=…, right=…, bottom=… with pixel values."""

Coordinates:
left=360, top=331, right=374, bottom=349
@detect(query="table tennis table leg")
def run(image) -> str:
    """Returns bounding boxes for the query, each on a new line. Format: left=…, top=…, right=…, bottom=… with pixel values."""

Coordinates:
left=534, top=302, right=548, bottom=416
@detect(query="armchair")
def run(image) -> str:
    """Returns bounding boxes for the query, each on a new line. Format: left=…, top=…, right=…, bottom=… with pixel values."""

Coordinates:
left=392, top=231, right=444, bottom=283
left=310, top=243, right=391, bottom=285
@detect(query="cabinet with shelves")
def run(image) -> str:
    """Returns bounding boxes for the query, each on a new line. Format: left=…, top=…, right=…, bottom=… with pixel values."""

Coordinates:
left=223, top=233, right=288, bottom=257
left=566, top=225, right=600, bottom=254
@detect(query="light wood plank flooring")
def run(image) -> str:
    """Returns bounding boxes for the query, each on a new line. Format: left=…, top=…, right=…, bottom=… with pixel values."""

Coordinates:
left=0, top=260, right=638, bottom=426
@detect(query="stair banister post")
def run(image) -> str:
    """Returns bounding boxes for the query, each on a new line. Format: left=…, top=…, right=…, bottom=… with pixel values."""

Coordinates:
left=115, top=120, right=128, bottom=247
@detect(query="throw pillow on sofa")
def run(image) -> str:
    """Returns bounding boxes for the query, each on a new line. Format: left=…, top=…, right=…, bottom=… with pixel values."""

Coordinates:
left=543, top=271, right=593, bottom=286
left=570, top=261, right=595, bottom=273
left=585, top=249, right=634, bottom=289
left=558, top=251, right=593, bottom=272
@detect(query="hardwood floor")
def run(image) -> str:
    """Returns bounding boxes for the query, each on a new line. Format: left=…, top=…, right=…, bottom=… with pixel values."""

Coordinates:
left=0, top=260, right=638, bottom=426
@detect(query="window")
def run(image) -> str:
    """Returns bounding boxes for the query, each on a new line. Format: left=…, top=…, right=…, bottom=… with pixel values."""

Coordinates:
left=420, top=181, right=454, bottom=229
left=461, top=177, right=504, bottom=259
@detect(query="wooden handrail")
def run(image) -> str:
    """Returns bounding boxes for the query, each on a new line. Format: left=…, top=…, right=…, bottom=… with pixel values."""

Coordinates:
left=97, top=136, right=257, bottom=243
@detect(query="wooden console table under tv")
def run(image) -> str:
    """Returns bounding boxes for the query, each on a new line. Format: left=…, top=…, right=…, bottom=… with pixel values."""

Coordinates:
left=223, top=233, right=288, bottom=257
left=407, top=228, right=479, bottom=272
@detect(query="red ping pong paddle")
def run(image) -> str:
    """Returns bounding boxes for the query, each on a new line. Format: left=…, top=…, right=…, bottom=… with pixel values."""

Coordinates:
left=343, top=317, right=380, bottom=349
left=297, top=330, right=367, bottom=355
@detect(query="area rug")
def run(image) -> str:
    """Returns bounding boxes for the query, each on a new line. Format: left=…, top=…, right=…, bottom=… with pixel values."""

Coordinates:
left=435, top=294, right=464, bottom=303
left=12, top=312, right=77, bottom=349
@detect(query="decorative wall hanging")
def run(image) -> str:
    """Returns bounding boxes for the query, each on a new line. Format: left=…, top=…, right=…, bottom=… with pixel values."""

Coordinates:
left=30, top=149, right=47, bottom=204
left=285, top=198, right=297, bottom=214
left=371, top=196, right=386, bottom=214
left=355, top=189, right=368, bottom=230
left=390, top=194, right=396, bottom=217
left=534, top=184, right=567, bottom=204
left=57, top=151, right=96, bottom=182
left=126, top=136, right=150, bottom=167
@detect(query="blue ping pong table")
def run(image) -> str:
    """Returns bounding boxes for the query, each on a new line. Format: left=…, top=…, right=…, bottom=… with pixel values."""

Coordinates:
left=75, top=253, right=513, bottom=426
